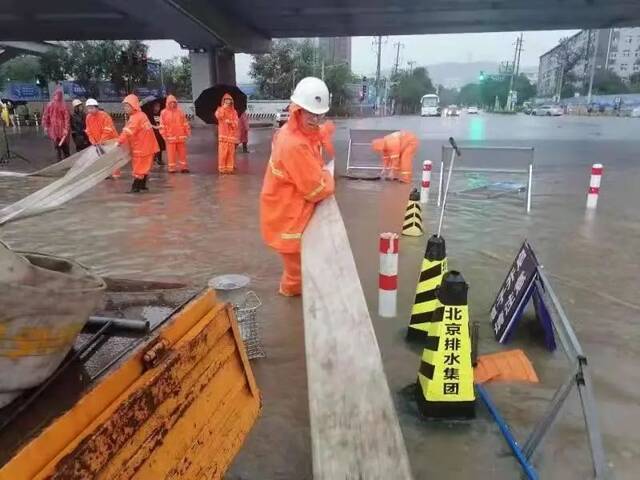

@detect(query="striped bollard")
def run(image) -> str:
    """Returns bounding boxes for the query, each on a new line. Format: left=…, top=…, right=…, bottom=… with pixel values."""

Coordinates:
left=421, top=160, right=432, bottom=204
left=379, top=233, right=399, bottom=318
left=586, top=163, right=603, bottom=209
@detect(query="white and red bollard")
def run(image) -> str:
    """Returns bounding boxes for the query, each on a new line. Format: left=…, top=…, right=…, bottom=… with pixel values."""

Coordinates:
left=586, top=163, right=603, bottom=209
left=421, top=160, right=432, bottom=204
left=379, top=233, right=399, bottom=318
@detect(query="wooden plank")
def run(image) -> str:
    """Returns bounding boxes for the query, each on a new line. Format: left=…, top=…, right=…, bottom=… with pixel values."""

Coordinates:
left=301, top=196, right=413, bottom=479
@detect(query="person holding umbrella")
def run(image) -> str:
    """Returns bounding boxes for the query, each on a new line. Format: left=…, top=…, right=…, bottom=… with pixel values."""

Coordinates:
left=215, top=93, right=239, bottom=174
left=260, top=77, right=335, bottom=297
left=118, top=94, right=159, bottom=193
left=42, top=87, right=71, bottom=161
left=160, top=95, right=191, bottom=173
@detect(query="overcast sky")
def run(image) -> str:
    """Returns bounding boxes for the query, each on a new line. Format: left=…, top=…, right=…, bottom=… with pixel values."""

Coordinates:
left=147, top=30, right=578, bottom=82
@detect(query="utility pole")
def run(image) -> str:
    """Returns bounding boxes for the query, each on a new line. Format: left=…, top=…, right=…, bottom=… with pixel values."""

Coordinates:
left=393, top=42, right=403, bottom=75
left=375, top=36, right=382, bottom=112
left=507, top=33, right=523, bottom=111
left=587, top=29, right=600, bottom=105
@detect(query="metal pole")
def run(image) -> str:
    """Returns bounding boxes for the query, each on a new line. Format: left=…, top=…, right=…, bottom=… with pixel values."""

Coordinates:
left=159, top=61, right=165, bottom=92
left=437, top=137, right=460, bottom=237
left=526, top=163, right=533, bottom=213
left=375, top=36, right=382, bottom=113
left=587, top=30, right=600, bottom=105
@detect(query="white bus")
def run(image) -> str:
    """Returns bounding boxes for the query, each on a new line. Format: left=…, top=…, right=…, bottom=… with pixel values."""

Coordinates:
left=420, top=94, right=441, bottom=117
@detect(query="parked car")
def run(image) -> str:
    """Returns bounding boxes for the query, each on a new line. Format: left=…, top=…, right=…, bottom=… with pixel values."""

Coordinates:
left=631, top=106, right=640, bottom=117
left=533, top=105, right=563, bottom=116
left=466, top=106, right=479, bottom=114
left=522, top=102, right=533, bottom=115
left=444, top=105, right=460, bottom=117
left=274, top=106, right=290, bottom=127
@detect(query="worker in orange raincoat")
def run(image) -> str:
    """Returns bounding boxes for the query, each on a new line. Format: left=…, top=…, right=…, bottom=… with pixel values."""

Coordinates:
left=371, top=131, right=419, bottom=183
left=84, top=98, right=121, bottom=178
left=214, top=93, right=239, bottom=174
left=160, top=95, right=191, bottom=173
left=260, top=77, right=335, bottom=297
left=118, top=94, right=159, bottom=193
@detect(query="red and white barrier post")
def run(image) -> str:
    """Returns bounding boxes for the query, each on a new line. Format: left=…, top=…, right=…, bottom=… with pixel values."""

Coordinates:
left=379, top=233, right=399, bottom=318
left=586, top=163, right=603, bottom=209
left=421, top=160, right=432, bottom=204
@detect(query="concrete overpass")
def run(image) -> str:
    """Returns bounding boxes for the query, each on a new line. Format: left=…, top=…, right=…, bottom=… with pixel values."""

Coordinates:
left=2, top=0, right=640, bottom=96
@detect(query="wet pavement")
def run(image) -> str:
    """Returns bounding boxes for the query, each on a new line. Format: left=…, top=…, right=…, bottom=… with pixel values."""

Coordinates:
left=1, top=113, right=639, bottom=479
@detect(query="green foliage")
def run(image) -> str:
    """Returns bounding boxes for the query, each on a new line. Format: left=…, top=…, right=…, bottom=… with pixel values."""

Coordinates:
left=592, top=70, right=629, bottom=95
left=390, top=67, right=435, bottom=114
left=437, top=85, right=459, bottom=106
left=629, top=72, right=640, bottom=93
left=324, top=63, right=357, bottom=115
left=39, top=40, right=150, bottom=95
left=0, top=56, right=42, bottom=88
left=457, top=73, right=535, bottom=109
left=250, top=39, right=317, bottom=99
left=457, top=83, right=481, bottom=106
left=163, top=57, right=192, bottom=99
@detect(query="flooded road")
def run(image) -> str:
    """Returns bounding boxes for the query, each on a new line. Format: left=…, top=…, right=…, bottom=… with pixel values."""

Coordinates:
left=1, top=113, right=639, bottom=479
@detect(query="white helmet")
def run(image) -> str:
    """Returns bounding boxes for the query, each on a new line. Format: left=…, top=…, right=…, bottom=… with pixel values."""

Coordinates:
left=72, top=99, right=83, bottom=107
left=290, top=77, right=330, bottom=115
left=85, top=98, right=99, bottom=107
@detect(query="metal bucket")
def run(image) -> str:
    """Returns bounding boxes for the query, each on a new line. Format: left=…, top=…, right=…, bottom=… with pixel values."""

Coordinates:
left=0, top=251, right=106, bottom=408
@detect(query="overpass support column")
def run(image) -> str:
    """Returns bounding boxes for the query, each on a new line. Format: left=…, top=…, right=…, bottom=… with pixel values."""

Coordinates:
left=190, top=48, right=236, bottom=102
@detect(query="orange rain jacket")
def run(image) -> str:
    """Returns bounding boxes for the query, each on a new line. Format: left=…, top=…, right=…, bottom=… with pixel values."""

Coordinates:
left=372, top=131, right=419, bottom=178
left=85, top=110, right=118, bottom=144
left=260, top=105, right=336, bottom=254
left=159, top=95, right=191, bottom=144
left=117, top=94, right=159, bottom=156
left=214, top=93, right=239, bottom=144
left=319, top=120, right=336, bottom=160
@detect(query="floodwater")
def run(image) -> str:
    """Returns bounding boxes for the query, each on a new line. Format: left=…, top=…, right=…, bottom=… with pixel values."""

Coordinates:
left=1, top=114, right=639, bottom=479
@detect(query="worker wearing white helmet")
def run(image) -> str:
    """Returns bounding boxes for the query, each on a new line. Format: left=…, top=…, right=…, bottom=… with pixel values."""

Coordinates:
left=259, top=77, right=336, bottom=297
left=85, top=98, right=121, bottom=178
left=70, top=98, right=90, bottom=152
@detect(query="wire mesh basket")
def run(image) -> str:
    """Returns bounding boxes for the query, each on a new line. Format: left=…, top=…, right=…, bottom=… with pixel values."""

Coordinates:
left=232, top=291, right=265, bottom=360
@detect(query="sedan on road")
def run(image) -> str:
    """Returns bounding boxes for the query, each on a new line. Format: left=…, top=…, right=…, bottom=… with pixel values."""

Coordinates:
left=444, top=105, right=460, bottom=116
left=467, top=106, right=479, bottom=114
left=533, top=105, right=563, bottom=116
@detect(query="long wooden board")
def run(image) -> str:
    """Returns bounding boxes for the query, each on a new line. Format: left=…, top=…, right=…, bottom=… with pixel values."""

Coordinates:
left=302, top=195, right=413, bottom=479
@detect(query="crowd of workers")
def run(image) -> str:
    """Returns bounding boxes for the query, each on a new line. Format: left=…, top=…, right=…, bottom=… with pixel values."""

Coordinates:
left=35, top=78, right=418, bottom=296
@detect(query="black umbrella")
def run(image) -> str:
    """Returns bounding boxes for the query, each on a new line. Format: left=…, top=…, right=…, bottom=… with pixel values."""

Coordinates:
left=195, top=84, right=247, bottom=125
left=140, top=95, right=166, bottom=117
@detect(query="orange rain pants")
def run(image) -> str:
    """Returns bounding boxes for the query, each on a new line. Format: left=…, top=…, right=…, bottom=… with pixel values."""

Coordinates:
left=279, top=252, right=302, bottom=296
left=167, top=142, right=187, bottom=171
left=398, top=137, right=418, bottom=183
left=218, top=142, right=236, bottom=173
left=132, top=154, right=154, bottom=179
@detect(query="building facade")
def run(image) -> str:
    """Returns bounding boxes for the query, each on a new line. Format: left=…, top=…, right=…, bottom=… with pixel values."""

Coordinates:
left=318, top=37, right=352, bottom=67
left=538, top=27, right=640, bottom=98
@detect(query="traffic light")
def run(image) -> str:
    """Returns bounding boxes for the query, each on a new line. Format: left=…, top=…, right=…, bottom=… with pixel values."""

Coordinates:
left=479, top=71, right=486, bottom=82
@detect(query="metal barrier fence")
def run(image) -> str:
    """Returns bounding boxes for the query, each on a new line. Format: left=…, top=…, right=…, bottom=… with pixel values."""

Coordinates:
left=440, top=144, right=534, bottom=212
left=346, top=129, right=396, bottom=171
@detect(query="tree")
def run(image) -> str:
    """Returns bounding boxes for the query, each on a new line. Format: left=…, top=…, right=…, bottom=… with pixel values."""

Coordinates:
left=457, top=83, right=481, bottom=106
left=437, top=85, right=459, bottom=106
left=0, top=55, right=42, bottom=88
left=162, top=56, right=192, bottom=99
left=323, top=63, right=357, bottom=115
left=250, top=39, right=317, bottom=99
left=551, top=36, right=587, bottom=99
left=390, top=67, right=435, bottom=114
left=513, top=74, right=536, bottom=104
left=39, top=40, right=149, bottom=95
left=592, top=70, right=628, bottom=95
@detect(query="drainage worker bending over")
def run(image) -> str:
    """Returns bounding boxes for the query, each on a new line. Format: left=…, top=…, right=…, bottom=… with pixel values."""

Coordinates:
left=371, top=131, right=419, bottom=183
left=118, top=94, right=159, bottom=193
left=260, top=77, right=336, bottom=297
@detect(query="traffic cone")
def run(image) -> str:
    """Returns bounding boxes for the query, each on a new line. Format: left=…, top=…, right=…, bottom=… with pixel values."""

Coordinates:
left=416, top=270, right=475, bottom=419
left=402, top=188, right=423, bottom=237
left=407, top=235, right=447, bottom=341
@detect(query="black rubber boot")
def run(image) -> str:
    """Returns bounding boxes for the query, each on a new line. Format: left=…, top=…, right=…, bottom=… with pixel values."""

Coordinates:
left=130, top=178, right=141, bottom=193
left=140, top=175, right=149, bottom=191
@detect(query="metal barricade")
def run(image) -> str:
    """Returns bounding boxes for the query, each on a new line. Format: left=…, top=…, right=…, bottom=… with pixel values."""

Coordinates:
left=439, top=144, right=534, bottom=212
left=346, top=129, right=396, bottom=171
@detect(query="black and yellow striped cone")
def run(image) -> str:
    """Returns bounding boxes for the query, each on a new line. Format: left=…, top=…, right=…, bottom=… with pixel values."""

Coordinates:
left=416, top=270, right=475, bottom=419
left=407, top=235, right=447, bottom=342
left=402, top=188, right=423, bottom=237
